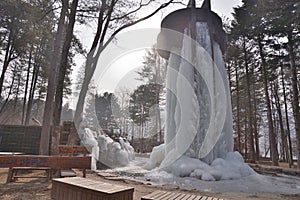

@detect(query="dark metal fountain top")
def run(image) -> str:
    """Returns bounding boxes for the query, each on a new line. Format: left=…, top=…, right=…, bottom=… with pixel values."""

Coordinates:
left=157, top=0, right=225, bottom=59
left=201, top=0, right=211, bottom=10
left=187, top=0, right=196, bottom=8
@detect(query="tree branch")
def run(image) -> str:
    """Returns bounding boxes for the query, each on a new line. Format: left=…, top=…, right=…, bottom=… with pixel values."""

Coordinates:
left=101, top=0, right=174, bottom=51
left=99, top=0, right=116, bottom=44
left=110, top=0, right=152, bottom=21
left=89, top=0, right=106, bottom=52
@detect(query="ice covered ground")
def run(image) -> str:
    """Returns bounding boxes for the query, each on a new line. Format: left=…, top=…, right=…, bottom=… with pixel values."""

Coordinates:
left=98, top=155, right=300, bottom=194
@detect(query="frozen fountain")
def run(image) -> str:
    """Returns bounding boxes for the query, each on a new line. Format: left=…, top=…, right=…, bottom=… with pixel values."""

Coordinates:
left=145, top=0, right=254, bottom=180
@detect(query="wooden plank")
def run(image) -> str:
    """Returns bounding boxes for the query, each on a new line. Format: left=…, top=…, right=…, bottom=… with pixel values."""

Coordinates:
left=193, top=196, right=203, bottom=200
left=60, top=169, right=76, bottom=177
left=142, top=190, right=162, bottom=199
left=141, top=190, right=221, bottom=200
left=181, top=194, right=193, bottom=200
left=12, top=167, right=50, bottom=170
left=186, top=195, right=197, bottom=200
left=58, top=145, right=92, bottom=155
left=156, top=191, right=172, bottom=200
left=165, top=193, right=182, bottom=200
left=175, top=193, right=188, bottom=199
left=0, top=156, right=91, bottom=169
left=13, top=175, right=48, bottom=178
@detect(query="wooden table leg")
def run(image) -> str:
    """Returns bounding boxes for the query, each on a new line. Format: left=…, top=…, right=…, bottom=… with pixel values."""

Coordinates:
left=83, top=169, right=86, bottom=178
left=6, top=167, right=14, bottom=183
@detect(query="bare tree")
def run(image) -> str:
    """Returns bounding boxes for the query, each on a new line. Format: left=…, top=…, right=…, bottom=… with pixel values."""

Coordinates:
left=74, top=0, right=175, bottom=130
left=39, top=0, right=68, bottom=155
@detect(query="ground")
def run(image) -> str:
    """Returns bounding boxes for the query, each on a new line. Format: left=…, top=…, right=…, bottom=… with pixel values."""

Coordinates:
left=0, top=167, right=300, bottom=200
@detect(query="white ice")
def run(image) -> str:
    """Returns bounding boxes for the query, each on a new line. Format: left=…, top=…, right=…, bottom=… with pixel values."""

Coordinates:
left=80, top=128, right=135, bottom=169
left=146, top=22, right=234, bottom=171
left=147, top=152, right=255, bottom=181
left=100, top=155, right=300, bottom=194
left=97, top=134, right=135, bottom=168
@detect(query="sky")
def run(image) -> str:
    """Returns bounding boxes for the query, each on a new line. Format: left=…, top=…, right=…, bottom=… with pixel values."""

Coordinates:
left=72, top=0, right=243, bottom=98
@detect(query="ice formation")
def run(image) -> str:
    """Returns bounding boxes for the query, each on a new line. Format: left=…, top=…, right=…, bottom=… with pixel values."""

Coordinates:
left=81, top=128, right=99, bottom=170
left=145, top=0, right=253, bottom=181
left=146, top=152, right=255, bottom=182
left=81, top=128, right=135, bottom=169
left=98, top=134, right=135, bottom=168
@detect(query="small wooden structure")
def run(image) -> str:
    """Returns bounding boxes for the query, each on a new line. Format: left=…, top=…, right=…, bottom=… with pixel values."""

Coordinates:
left=52, top=177, right=134, bottom=200
left=142, top=190, right=224, bottom=200
left=58, top=145, right=92, bottom=178
left=0, top=145, right=91, bottom=182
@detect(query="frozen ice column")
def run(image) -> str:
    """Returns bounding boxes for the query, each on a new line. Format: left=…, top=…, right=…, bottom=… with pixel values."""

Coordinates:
left=155, top=0, right=233, bottom=166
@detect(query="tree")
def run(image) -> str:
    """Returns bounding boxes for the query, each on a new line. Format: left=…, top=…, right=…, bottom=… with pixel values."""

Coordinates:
left=228, top=0, right=300, bottom=167
left=0, top=0, right=55, bottom=126
left=136, top=46, right=167, bottom=141
left=39, top=0, right=69, bottom=155
left=50, top=0, right=79, bottom=155
left=230, top=2, right=258, bottom=162
left=95, top=92, right=121, bottom=132
left=129, top=83, right=161, bottom=149
left=74, top=0, right=176, bottom=132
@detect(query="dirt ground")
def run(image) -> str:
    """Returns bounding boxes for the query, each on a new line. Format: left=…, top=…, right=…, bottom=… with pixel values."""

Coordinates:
left=0, top=168, right=300, bottom=200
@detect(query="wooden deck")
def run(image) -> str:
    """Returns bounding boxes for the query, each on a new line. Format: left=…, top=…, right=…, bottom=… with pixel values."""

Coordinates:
left=52, top=177, right=134, bottom=200
left=141, top=190, right=224, bottom=200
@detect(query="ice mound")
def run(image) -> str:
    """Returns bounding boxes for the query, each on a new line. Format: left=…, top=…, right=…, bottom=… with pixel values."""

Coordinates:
left=98, top=134, right=135, bottom=168
left=81, top=128, right=135, bottom=169
left=145, top=152, right=255, bottom=181
left=81, top=128, right=99, bottom=170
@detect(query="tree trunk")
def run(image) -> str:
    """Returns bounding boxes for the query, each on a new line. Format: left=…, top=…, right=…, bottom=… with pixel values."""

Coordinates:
left=287, top=31, right=300, bottom=168
left=281, top=64, right=293, bottom=167
left=0, top=73, right=15, bottom=114
left=22, top=49, right=32, bottom=124
left=273, top=83, right=289, bottom=163
left=53, top=0, right=79, bottom=126
left=258, top=37, right=279, bottom=166
left=0, top=31, right=13, bottom=98
left=73, top=0, right=109, bottom=127
left=40, top=0, right=68, bottom=155
left=235, top=62, right=241, bottom=152
left=244, top=117, right=248, bottom=159
left=25, top=62, right=39, bottom=125
left=253, top=93, right=260, bottom=161
left=13, top=73, right=21, bottom=112
left=51, top=0, right=79, bottom=155
left=243, top=38, right=255, bottom=162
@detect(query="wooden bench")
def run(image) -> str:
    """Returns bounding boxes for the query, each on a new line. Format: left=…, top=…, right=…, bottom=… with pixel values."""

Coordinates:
left=142, top=190, right=224, bottom=200
left=0, top=146, right=91, bottom=183
left=58, top=145, right=92, bottom=178
left=52, top=177, right=134, bottom=200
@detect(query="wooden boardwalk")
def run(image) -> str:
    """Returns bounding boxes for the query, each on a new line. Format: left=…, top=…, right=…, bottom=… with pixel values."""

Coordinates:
left=142, top=190, right=224, bottom=200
